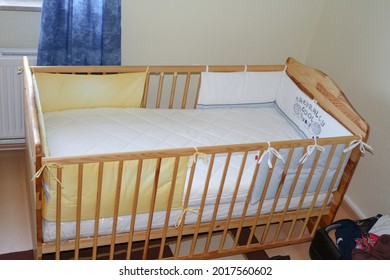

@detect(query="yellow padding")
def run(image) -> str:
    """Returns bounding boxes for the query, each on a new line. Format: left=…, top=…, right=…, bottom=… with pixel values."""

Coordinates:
left=34, top=72, right=147, bottom=112
left=42, top=157, right=189, bottom=222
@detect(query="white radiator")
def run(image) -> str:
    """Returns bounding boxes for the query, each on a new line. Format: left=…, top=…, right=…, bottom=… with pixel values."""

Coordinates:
left=0, top=49, right=37, bottom=144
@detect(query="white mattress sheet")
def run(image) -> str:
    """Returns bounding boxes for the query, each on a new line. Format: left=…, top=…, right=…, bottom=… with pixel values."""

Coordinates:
left=43, top=106, right=303, bottom=157
left=42, top=106, right=307, bottom=242
left=43, top=106, right=304, bottom=206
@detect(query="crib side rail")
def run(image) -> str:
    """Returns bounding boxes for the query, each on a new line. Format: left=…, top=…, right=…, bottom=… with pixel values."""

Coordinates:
left=39, top=136, right=358, bottom=260
left=30, top=64, right=285, bottom=74
left=22, top=57, right=44, bottom=259
left=30, top=64, right=285, bottom=110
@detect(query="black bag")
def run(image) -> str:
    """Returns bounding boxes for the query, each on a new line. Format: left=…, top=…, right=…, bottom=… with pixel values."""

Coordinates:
left=309, top=215, right=382, bottom=260
left=309, top=223, right=343, bottom=260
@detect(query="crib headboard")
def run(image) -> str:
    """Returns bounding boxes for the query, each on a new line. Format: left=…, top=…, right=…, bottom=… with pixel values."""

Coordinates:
left=285, top=57, right=369, bottom=141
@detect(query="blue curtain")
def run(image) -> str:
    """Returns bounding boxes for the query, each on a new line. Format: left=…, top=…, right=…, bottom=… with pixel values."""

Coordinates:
left=37, top=0, right=121, bottom=66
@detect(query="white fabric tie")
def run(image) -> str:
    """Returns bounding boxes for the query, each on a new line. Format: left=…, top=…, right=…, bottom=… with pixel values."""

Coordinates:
left=299, top=137, right=326, bottom=164
left=257, top=142, right=285, bottom=169
left=192, top=146, right=209, bottom=165
left=32, top=163, right=64, bottom=189
left=175, top=208, right=199, bottom=228
left=343, top=135, right=374, bottom=156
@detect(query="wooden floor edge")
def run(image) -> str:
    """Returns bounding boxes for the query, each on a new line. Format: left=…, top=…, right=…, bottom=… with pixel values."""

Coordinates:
left=0, top=249, right=34, bottom=260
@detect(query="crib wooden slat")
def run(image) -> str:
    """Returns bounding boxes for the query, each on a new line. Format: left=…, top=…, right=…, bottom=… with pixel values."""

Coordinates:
left=92, top=162, right=104, bottom=260
left=205, top=152, right=232, bottom=253
left=174, top=155, right=200, bottom=258
left=142, top=72, right=150, bottom=108
left=109, top=161, right=124, bottom=260
left=126, top=159, right=143, bottom=260
left=181, top=73, right=191, bottom=109
left=168, top=72, right=178, bottom=109
left=143, top=158, right=162, bottom=260
left=233, top=151, right=262, bottom=249
left=193, top=75, right=202, bottom=109
left=158, top=156, right=180, bottom=259
left=219, top=151, right=248, bottom=253
left=248, top=154, right=278, bottom=246
left=180, top=160, right=197, bottom=257
left=55, top=167, right=63, bottom=260
left=273, top=148, right=306, bottom=242
left=188, top=154, right=215, bottom=257
left=156, top=73, right=165, bottom=109
left=260, top=148, right=294, bottom=244
left=74, top=163, right=84, bottom=260
left=174, top=162, right=196, bottom=257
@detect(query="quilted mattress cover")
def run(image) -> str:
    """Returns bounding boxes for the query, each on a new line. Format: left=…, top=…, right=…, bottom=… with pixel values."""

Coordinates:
left=43, top=105, right=303, bottom=208
left=43, top=105, right=303, bottom=157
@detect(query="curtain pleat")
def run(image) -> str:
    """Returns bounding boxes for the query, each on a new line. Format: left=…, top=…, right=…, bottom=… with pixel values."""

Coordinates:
left=37, top=0, right=121, bottom=66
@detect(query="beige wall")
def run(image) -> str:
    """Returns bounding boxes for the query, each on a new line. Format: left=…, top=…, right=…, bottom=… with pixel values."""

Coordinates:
left=0, top=10, right=40, bottom=48
left=1, top=0, right=386, bottom=217
left=306, top=0, right=390, bottom=217
left=1, top=0, right=325, bottom=65
left=121, top=0, right=324, bottom=65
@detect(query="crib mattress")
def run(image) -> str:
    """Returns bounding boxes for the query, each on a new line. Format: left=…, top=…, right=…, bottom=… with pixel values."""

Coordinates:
left=43, top=105, right=304, bottom=209
left=43, top=105, right=303, bottom=157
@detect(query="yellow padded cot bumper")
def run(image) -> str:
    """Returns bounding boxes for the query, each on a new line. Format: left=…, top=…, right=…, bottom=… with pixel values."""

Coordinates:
left=34, top=72, right=147, bottom=112
left=42, top=157, right=189, bottom=222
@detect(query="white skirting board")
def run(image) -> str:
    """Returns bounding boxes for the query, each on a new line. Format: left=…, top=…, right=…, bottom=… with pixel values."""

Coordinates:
left=343, top=195, right=365, bottom=219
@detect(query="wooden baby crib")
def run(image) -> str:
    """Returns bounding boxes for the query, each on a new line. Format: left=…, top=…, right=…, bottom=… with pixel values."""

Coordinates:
left=22, top=56, right=370, bottom=260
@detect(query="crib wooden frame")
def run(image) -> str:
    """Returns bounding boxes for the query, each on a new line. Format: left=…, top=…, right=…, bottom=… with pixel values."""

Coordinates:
left=22, top=57, right=369, bottom=260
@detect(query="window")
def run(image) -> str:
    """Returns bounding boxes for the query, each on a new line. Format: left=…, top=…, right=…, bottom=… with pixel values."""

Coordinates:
left=0, top=0, right=42, bottom=12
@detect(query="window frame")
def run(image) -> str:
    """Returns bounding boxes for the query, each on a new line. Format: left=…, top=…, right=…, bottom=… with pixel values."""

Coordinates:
left=0, top=0, right=42, bottom=12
